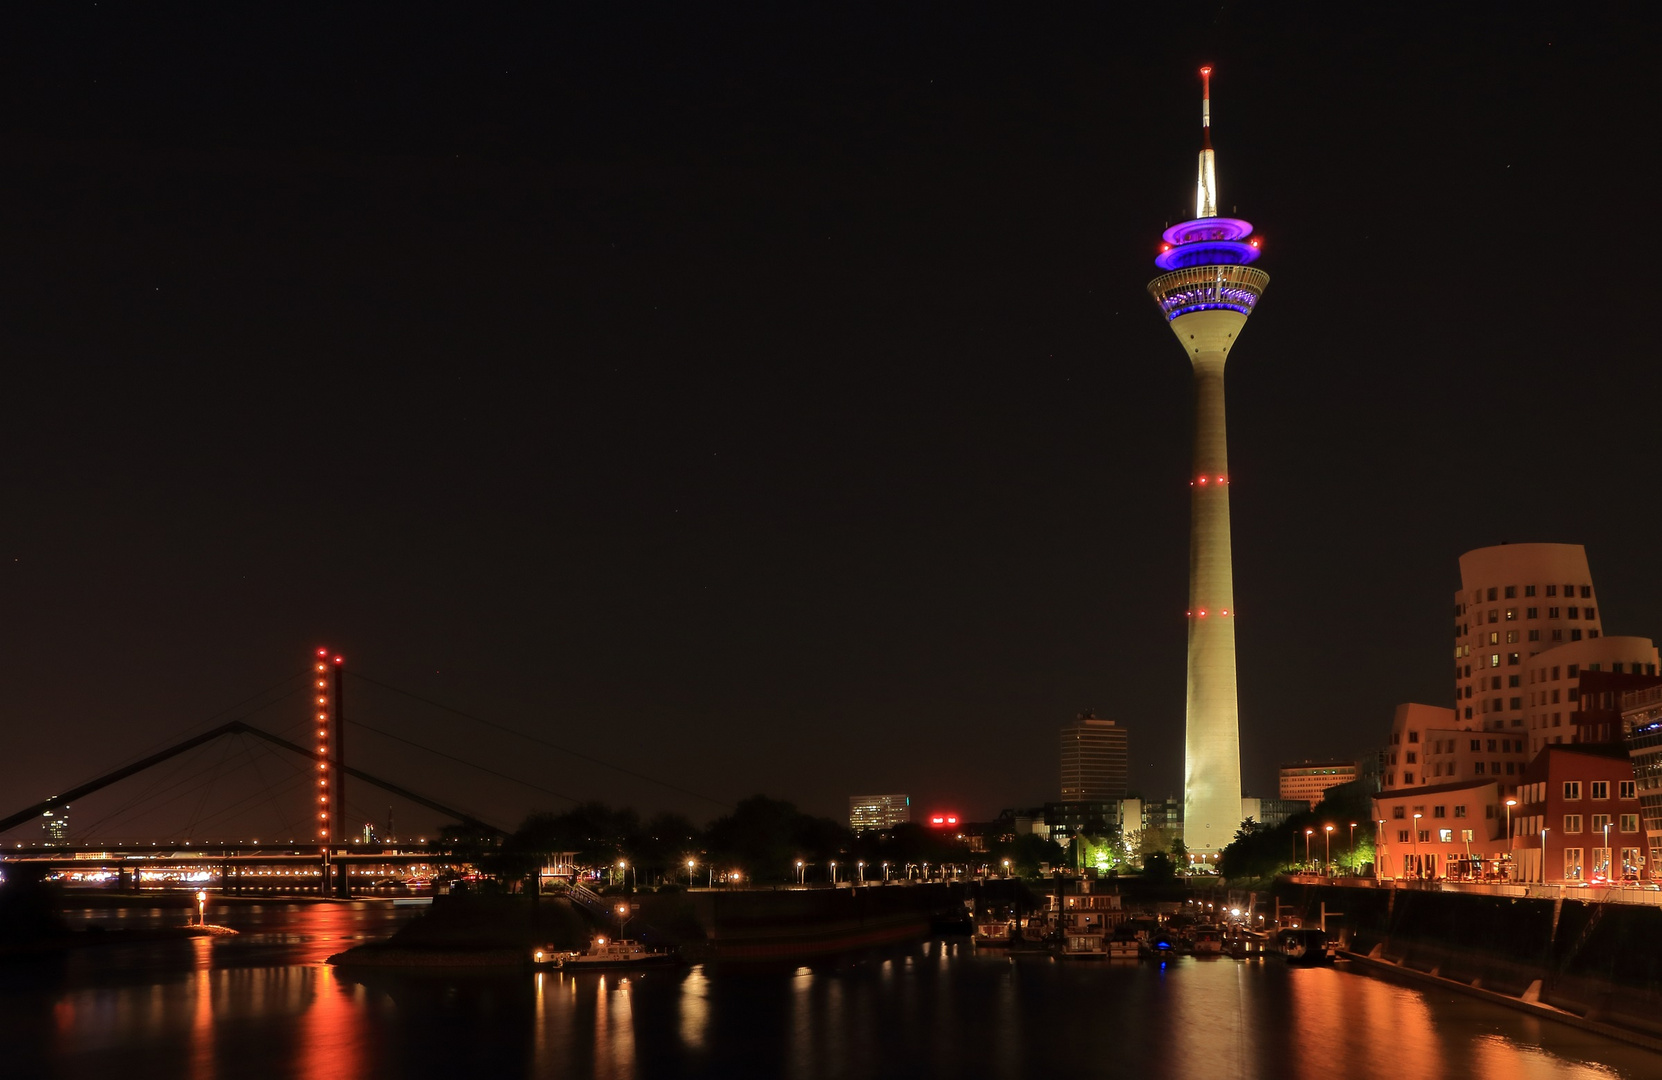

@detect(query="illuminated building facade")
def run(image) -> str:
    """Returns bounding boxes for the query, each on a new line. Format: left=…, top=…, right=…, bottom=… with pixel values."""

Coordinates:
left=848, top=793, right=910, bottom=833
left=1277, top=761, right=1358, bottom=809
left=1146, top=67, right=1267, bottom=860
left=41, top=805, right=68, bottom=845
left=1059, top=712, right=1127, bottom=801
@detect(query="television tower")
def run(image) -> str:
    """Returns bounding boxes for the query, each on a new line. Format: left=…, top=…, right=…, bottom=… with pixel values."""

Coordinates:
left=1146, top=67, right=1269, bottom=863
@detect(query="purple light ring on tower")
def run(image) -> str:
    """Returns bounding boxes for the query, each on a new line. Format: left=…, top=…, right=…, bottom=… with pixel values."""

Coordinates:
left=1162, top=217, right=1253, bottom=246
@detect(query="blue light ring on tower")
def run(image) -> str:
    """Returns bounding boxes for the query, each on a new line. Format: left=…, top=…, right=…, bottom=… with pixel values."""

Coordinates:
left=1154, top=240, right=1260, bottom=271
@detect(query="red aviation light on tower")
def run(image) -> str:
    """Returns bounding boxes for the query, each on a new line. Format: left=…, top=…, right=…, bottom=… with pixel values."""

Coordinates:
left=928, top=813, right=960, bottom=828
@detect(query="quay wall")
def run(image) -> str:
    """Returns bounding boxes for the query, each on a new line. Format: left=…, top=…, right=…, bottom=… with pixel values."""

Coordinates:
left=1283, top=882, right=1662, bottom=1036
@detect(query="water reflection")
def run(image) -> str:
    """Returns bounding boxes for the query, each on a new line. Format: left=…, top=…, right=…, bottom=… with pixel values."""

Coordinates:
left=1, top=905, right=1658, bottom=1080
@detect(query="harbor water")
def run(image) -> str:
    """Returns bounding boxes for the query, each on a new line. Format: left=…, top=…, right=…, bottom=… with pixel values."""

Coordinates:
left=3, top=901, right=1660, bottom=1079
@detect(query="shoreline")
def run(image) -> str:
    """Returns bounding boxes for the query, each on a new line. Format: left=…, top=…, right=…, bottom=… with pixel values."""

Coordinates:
left=1342, top=950, right=1662, bottom=1054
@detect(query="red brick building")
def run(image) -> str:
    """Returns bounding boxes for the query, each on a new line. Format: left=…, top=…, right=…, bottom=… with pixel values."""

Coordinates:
left=1512, top=744, right=1642, bottom=883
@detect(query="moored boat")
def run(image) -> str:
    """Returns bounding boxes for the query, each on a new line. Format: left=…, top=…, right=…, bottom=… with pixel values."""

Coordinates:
left=563, top=935, right=678, bottom=969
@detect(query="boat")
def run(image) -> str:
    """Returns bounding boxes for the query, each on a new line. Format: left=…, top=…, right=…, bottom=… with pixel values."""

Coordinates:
left=1277, top=928, right=1336, bottom=966
left=1189, top=925, right=1224, bottom=956
left=563, top=935, right=678, bottom=969
left=973, top=918, right=1015, bottom=948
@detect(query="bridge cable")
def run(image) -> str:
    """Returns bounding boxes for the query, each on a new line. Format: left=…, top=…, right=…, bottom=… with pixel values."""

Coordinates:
left=183, top=734, right=237, bottom=839
left=347, top=670, right=732, bottom=809
left=345, top=712, right=586, bottom=810
left=57, top=675, right=303, bottom=797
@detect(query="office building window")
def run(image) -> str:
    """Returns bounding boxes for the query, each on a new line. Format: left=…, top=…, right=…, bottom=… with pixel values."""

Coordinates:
left=1509, top=675, right=1520, bottom=687
left=1438, top=829, right=1453, bottom=843
left=1506, top=608, right=1517, bottom=621
left=1564, top=814, right=1582, bottom=833
left=1587, top=607, right=1596, bottom=620
left=1488, top=632, right=1499, bottom=645
left=1529, top=630, right=1540, bottom=642
left=1525, top=585, right=1537, bottom=597
left=1581, top=586, right=1592, bottom=598
left=1591, top=814, right=1610, bottom=832
left=1565, top=849, right=1583, bottom=880
left=1433, top=806, right=1446, bottom=818
left=1526, top=607, right=1538, bottom=619
left=1392, top=806, right=1405, bottom=819
left=1469, top=739, right=1481, bottom=752
left=1474, top=762, right=1486, bottom=774
left=1621, top=781, right=1637, bottom=799
left=1488, top=588, right=1498, bottom=601
left=1454, top=805, right=1467, bottom=818
left=1397, top=830, right=1410, bottom=844
left=1571, top=630, right=1582, bottom=642
left=1591, top=781, right=1609, bottom=800
left=1462, top=829, right=1474, bottom=842
left=1505, top=586, right=1517, bottom=599
left=1564, top=584, right=1574, bottom=596
left=1565, top=782, right=1581, bottom=800
left=1622, top=814, right=1640, bottom=832
left=1568, top=607, right=1579, bottom=620
left=1546, top=585, right=1558, bottom=597
left=1417, top=830, right=1430, bottom=844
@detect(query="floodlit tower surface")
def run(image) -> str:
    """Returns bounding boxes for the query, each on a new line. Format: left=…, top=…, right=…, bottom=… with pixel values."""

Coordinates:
left=1147, top=66, right=1269, bottom=860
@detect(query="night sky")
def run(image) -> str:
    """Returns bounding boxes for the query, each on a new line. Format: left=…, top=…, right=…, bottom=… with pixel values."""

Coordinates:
left=2, top=6, right=1657, bottom=843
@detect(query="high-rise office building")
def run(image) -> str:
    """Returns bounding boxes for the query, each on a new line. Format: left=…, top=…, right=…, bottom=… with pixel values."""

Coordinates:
left=1060, top=712, right=1128, bottom=801
left=1278, top=761, right=1358, bottom=808
left=1146, top=67, right=1268, bottom=859
left=848, top=793, right=910, bottom=833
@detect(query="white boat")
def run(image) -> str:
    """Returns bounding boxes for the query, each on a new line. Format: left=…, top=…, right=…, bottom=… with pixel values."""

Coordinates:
left=1189, top=926, right=1224, bottom=956
left=564, top=935, right=678, bottom=969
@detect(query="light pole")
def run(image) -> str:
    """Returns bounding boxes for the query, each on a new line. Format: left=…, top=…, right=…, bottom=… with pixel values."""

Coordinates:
left=1412, top=813, right=1422, bottom=879
left=1002, top=858, right=1011, bottom=878
left=882, top=861, right=890, bottom=882
left=686, top=859, right=695, bottom=886
left=1376, top=819, right=1386, bottom=880
left=1348, top=823, right=1357, bottom=873
left=857, top=860, right=865, bottom=884
left=1324, top=825, right=1334, bottom=876
left=196, top=889, right=207, bottom=926
left=830, top=860, right=837, bottom=885
left=796, top=859, right=804, bottom=885
left=1603, top=821, right=1611, bottom=880
left=1304, top=828, right=1313, bottom=870
left=1540, top=826, right=1549, bottom=884
left=1505, top=798, right=1517, bottom=881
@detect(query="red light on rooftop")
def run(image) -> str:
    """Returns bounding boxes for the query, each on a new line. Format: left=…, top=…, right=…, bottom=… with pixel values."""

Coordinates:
left=317, top=648, right=328, bottom=656
left=334, top=656, right=344, bottom=664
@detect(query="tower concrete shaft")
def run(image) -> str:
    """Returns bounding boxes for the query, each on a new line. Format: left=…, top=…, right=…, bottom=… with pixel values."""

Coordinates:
left=1177, top=309, right=1246, bottom=856
left=1145, top=66, right=1268, bottom=861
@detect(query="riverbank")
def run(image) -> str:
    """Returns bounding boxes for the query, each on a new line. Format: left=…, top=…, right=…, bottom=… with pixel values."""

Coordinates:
left=1284, top=881, right=1662, bottom=1048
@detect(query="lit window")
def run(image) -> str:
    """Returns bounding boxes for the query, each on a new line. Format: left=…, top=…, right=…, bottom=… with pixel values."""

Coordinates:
left=1438, top=829, right=1453, bottom=843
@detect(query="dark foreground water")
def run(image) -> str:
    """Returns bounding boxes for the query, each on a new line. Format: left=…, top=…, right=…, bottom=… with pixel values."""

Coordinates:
left=3, top=902, right=1659, bottom=1080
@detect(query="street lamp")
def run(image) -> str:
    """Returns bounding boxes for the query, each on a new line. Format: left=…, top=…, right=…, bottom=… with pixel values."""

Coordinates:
left=1376, top=819, right=1386, bottom=880
left=196, top=889, right=207, bottom=926
left=1002, top=858, right=1011, bottom=878
left=857, top=860, right=865, bottom=884
left=1304, top=828, right=1313, bottom=870
left=882, top=861, right=890, bottom=881
left=1324, top=825, right=1334, bottom=876
left=686, top=858, right=695, bottom=886
left=1603, top=821, right=1611, bottom=880
left=1348, top=823, right=1357, bottom=873
left=1540, top=826, right=1550, bottom=884
left=796, top=859, right=804, bottom=885
left=1412, top=813, right=1422, bottom=879
left=1505, top=798, right=1518, bottom=881
left=829, top=860, right=837, bottom=885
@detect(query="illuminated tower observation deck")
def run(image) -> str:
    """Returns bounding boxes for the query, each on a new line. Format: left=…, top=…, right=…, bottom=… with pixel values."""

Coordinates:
left=1146, top=67, right=1268, bottom=861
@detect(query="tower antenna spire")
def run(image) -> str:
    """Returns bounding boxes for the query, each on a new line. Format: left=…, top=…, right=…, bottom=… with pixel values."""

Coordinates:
left=1196, top=65, right=1217, bottom=219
